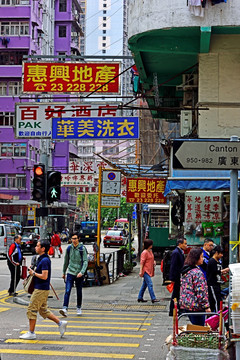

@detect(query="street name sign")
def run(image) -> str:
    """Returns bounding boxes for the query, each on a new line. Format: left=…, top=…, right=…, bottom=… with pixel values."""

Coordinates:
left=173, top=140, right=240, bottom=170
left=101, top=196, right=121, bottom=208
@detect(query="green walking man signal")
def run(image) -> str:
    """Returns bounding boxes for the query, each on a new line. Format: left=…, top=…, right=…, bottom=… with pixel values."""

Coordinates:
left=47, top=171, right=61, bottom=204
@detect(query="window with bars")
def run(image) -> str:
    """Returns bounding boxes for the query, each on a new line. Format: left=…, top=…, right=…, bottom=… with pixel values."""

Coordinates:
left=8, top=81, right=21, bottom=96
left=0, top=82, right=7, bottom=96
left=0, top=21, right=29, bottom=36
left=0, top=112, right=14, bottom=126
left=7, top=175, right=26, bottom=189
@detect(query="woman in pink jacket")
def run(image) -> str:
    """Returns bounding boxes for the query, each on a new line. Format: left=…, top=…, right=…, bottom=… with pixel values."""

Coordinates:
left=138, top=239, right=160, bottom=303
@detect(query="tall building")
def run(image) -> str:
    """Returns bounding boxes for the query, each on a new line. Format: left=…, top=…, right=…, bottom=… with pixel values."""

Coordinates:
left=79, top=0, right=136, bottom=166
left=0, top=0, right=83, bottom=225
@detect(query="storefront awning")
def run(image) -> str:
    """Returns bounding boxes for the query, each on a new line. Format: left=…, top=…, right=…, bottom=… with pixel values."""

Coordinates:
left=164, top=169, right=240, bottom=196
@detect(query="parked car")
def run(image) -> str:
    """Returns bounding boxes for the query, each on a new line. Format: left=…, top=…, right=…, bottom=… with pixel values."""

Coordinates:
left=103, top=230, right=127, bottom=248
left=21, top=226, right=41, bottom=254
left=0, top=223, right=19, bottom=257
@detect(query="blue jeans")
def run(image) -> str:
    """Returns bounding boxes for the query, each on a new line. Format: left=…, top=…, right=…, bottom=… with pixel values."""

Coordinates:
left=138, top=272, right=156, bottom=301
left=182, top=310, right=206, bottom=326
left=63, top=273, right=83, bottom=309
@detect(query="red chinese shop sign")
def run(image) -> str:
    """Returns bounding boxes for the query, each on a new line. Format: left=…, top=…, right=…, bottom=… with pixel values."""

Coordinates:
left=22, top=62, right=120, bottom=94
left=126, top=178, right=167, bottom=204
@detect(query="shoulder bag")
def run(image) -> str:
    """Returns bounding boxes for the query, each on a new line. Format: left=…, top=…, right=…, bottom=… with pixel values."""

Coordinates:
left=23, top=274, right=35, bottom=294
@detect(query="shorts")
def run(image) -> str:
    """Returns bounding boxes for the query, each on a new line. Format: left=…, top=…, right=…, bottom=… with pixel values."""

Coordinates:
left=27, top=289, right=51, bottom=320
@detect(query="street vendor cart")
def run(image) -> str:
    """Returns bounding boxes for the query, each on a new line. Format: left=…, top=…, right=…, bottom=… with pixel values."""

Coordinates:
left=166, top=301, right=230, bottom=360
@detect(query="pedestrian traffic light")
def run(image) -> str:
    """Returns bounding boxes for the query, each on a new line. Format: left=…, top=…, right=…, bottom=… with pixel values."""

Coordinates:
left=32, top=164, right=45, bottom=202
left=47, top=171, right=61, bottom=204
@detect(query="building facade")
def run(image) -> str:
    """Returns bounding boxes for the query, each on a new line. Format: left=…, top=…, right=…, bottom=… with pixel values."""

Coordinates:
left=0, top=0, right=84, bottom=223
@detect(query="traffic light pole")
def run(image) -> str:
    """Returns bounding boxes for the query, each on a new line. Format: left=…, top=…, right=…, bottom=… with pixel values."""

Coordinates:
left=40, top=139, right=50, bottom=239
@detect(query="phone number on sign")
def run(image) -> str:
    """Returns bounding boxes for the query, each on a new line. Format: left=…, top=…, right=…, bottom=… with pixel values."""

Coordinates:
left=186, top=158, right=213, bottom=164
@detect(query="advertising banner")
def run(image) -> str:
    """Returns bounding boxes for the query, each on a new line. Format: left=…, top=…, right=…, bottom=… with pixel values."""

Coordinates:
left=22, top=62, right=120, bottom=94
left=52, top=117, right=139, bottom=140
left=61, top=173, right=96, bottom=187
left=15, top=102, right=122, bottom=139
left=126, top=178, right=167, bottom=204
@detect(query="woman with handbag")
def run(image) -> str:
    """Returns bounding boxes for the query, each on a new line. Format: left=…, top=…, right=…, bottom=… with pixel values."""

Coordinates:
left=179, top=247, right=211, bottom=326
left=137, top=239, right=160, bottom=304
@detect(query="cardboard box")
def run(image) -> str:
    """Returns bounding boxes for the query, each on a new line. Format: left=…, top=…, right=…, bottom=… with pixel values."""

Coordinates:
left=186, top=324, right=210, bottom=333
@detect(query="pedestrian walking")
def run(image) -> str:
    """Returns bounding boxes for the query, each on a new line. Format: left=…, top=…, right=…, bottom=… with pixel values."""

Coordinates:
left=179, top=247, right=211, bottom=326
left=199, top=238, right=215, bottom=279
left=51, top=231, right=61, bottom=258
left=207, top=245, right=229, bottom=312
left=7, top=234, right=23, bottom=296
left=137, top=239, right=160, bottom=304
left=59, top=233, right=88, bottom=317
left=169, top=238, right=187, bottom=316
left=19, top=239, right=67, bottom=340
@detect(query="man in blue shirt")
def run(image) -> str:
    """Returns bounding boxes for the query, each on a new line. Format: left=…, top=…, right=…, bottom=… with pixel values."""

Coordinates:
left=19, top=240, right=67, bottom=340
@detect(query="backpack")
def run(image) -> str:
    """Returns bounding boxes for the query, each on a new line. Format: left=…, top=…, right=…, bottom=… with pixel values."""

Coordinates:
left=66, top=244, right=88, bottom=275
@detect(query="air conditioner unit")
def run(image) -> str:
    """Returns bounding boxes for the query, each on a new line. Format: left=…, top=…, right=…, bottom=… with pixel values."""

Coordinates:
left=180, top=110, right=192, bottom=136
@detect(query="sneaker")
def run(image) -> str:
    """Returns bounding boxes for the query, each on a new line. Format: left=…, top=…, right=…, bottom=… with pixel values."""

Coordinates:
left=19, top=331, right=36, bottom=340
left=77, top=308, right=82, bottom=316
left=59, top=308, right=68, bottom=317
left=59, top=321, right=67, bottom=337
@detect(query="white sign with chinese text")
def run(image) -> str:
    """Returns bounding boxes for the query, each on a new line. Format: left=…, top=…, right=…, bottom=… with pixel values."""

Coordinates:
left=15, top=102, right=122, bottom=138
left=185, top=191, right=222, bottom=225
left=61, top=173, right=96, bottom=187
left=69, top=160, right=108, bottom=174
left=101, top=196, right=121, bottom=207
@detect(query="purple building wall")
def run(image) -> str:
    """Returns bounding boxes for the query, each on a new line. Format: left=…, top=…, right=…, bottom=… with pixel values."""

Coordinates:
left=0, top=0, right=82, bottom=212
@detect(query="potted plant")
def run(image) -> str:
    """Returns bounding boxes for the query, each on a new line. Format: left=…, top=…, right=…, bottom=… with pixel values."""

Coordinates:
left=122, top=260, right=133, bottom=275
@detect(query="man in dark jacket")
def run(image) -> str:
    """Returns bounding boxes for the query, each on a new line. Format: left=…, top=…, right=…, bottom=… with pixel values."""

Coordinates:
left=169, top=238, right=187, bottom=316
left=7, top=234, right=23, bottom=296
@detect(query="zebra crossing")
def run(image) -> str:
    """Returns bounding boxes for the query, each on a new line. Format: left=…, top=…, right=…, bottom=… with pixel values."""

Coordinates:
left=0, top=309, right=154, bottom=359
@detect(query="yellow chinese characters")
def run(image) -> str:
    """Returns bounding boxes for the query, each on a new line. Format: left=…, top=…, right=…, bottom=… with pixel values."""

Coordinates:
left=147, top=180, right=156, bottom=193
left=95, top=65, right=117, bottom=83
left=156, top=180, right=166, bottom=192
left=117, top=119, right=134, bottom=136
left=72, top=65, right=93, bottom=83
left=26, top=65, right=48, bottom=91
left=57, top=119, right=74, bottom=138
left=128, top=179, right=137, bottom=192
left=97, top=119, right=114, bottom=137
left=138, top=180, right=146, bottom=192
left=77, top=119, right=94, bottom=137
left=50, top=65, right=70, bottom=82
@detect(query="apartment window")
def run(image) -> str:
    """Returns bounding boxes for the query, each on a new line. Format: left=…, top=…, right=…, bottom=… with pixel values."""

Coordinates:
left=59, top=0, right=67, bottom=12
left=102, top=43, right=106, bottom=47
left=103, top=36, right=106, bottom=40
left=14, top=143, right=27, bottom=156
left=102, top=23, right=106, bottom=27
left=8, top=81, right=21, bottom=96
left=103, top=30, right=106, bottom=34
left=102, top=50, right=106, bottom=54
left=103, top=3, right=106, bottom=7
left=59, top=25, right=66, bottom=38
left=0, top=82, right=7, bottom=96
left=0, top=21, right=29, bottom=36
left=103, top=17, right=106, bottom=20
left=16, top=175, right=26, bottom=188
left=103, top=10, right=106, bottom=14
left=8, top=176, right=16, bottom=188
left=0, top=176, right=6, bottom=187
left=0, top=112, right=14, bottom=126
left=1, top=143, right=13, bottom=157
left=0, top=143, right=26, bottom=156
